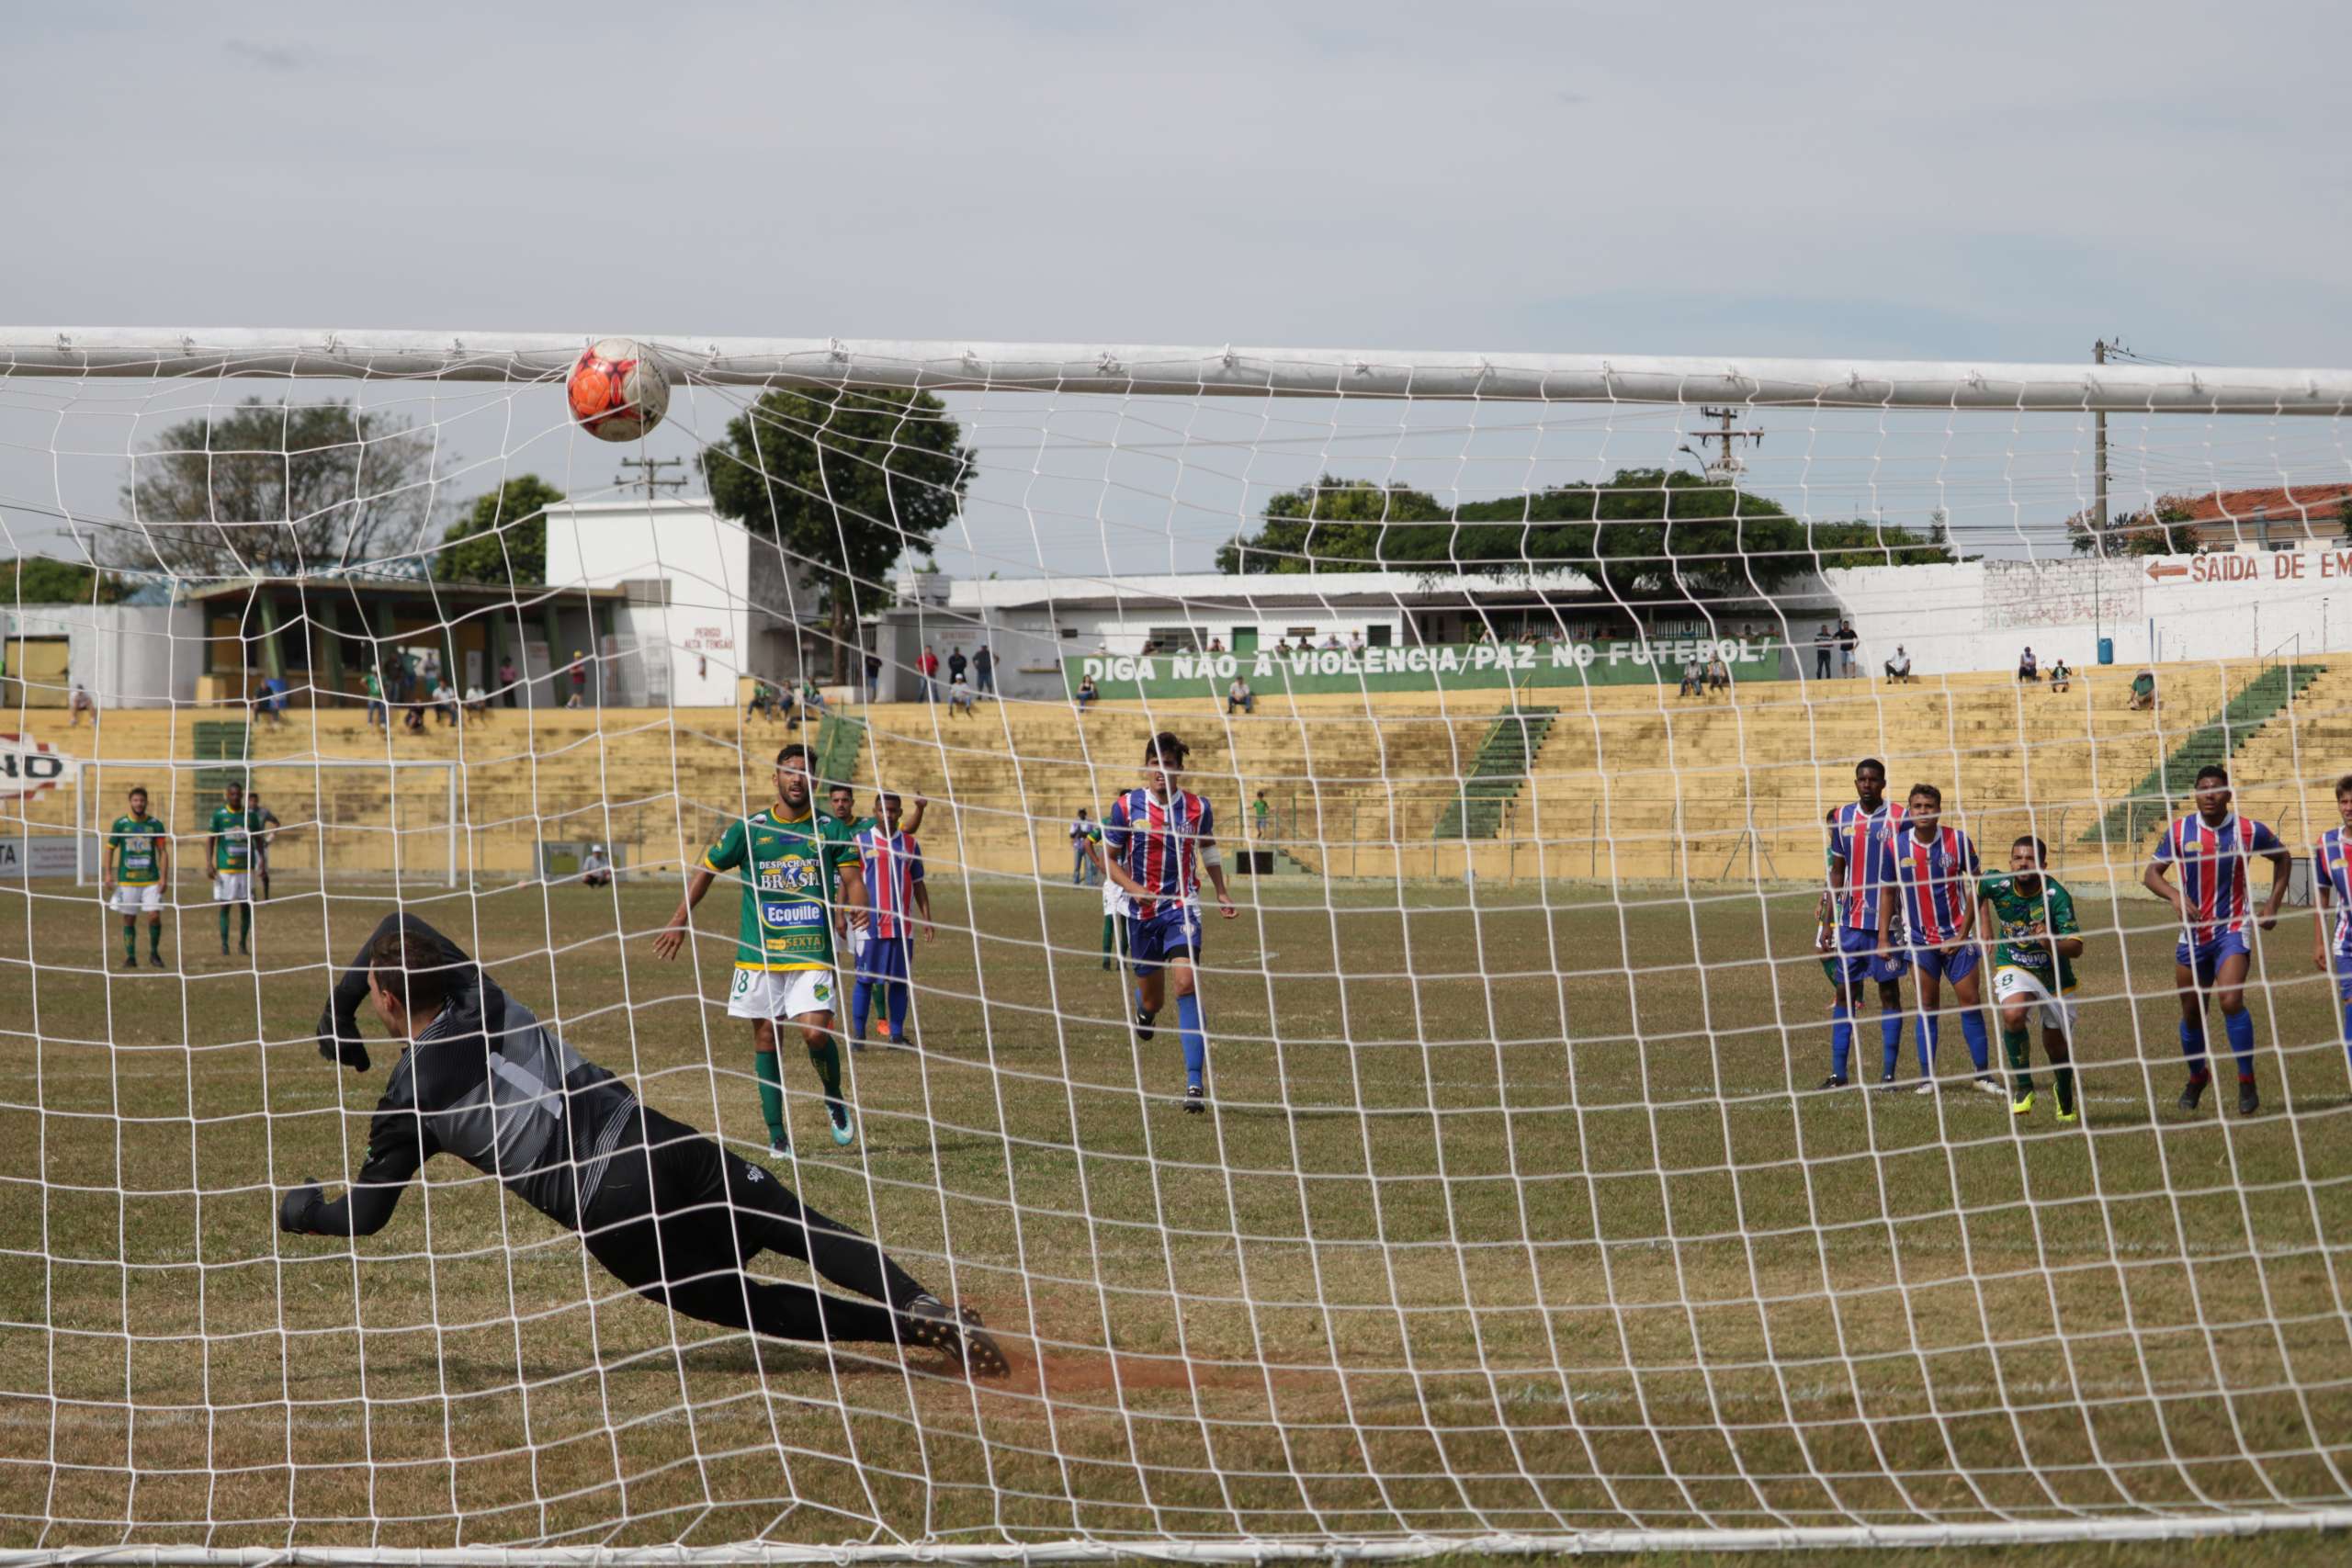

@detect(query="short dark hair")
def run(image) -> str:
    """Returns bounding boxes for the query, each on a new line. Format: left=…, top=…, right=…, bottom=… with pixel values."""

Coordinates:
left=1145, top=731, right=1191, bottom=768
left=2011, top=835, right=2050, bottom=864
left=366, top=928, right=456, bottom=1018
left=776, top=743, right=811, bottom=768
left=1855, top=758, right=1886, bottom=779
left=128, top=785, right=147, bottom=800
left=829, top=782, right=854, bottom=797
left=2335, top=773, right=2352, bottom=800
left=1908, top=783, right=1942, bottom=807
left=2195, top=764, right=2230, bottom=787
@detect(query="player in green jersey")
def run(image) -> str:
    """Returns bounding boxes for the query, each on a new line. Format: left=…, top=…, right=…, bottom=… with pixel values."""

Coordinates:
left=656, top=745, right=868, bottom=1156
left=104, top=786, right=171, bottom=968
left=1977, top=835, right=2086, bottom=1123
left=208, top=782, right=272, bottom=957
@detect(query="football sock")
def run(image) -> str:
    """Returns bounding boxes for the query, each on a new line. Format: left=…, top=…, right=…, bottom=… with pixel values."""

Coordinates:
left=1830, top=1004, right=1853, bottom=1079
left=1879, top=1010, right=1901, bottom=1077
left=238, top=904, right=252, bottom=946
left=218, top=908, right=231, bottom=949
left=850, top=977, right=874, bottom=1039
left=888, top=981, right=910, bottom=1037
left=2002, top=1024, right=2033, bottom=1094
left=2053, top=1064, right=2076, bottom=1116
left=1916, top=1014, right=1938, bottom=1077
left=1959, top=1010, right=1991, bottom=1073
left=1102, top=915, right=1115, bottom=958
left=753, top=1050, right=786, bottom=1142
left=148, top=923, right=161, bottom=959
left=2224, top=1009, right=2256, bottom=1078
left=1176, top=993, right=1206, bottom=1089
left=121, top=920, right=136, bottom=961
left=2179, top=1020, right=2210, bottom=1078
left=807, top=1032, right=844, bottom=1108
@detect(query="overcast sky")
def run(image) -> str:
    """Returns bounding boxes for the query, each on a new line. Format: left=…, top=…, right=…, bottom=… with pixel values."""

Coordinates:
left=5, top=1, right=2348, bottom=576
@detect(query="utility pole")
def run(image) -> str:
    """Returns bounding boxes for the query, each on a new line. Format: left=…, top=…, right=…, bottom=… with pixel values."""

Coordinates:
left=616, top=456, right=687, bottom=500
left=2093, top=339, right=2111, bottom=544
left=1678, top=407, right=1764, bottom=483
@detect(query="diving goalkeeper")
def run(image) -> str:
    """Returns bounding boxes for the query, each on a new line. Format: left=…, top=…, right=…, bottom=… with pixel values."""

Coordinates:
left=278, top=911, right=1006, bottom=1376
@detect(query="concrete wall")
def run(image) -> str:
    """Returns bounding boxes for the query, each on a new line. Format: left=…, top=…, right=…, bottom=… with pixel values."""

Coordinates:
left=1, top=603, right=201, bottom=708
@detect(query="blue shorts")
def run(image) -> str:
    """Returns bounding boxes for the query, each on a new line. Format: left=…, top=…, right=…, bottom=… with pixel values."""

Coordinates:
left=1909, top=942, right=1979, bottom=986
left=2330, top=952, right=2352, bottom=1005
left=1832, top=925, right=1908, bottom=986
left=2176, top=928, right=2253, bottom=985
left=1127, top=907, right=1204, bottom=977
left=858, top=932, right=911, bottom=986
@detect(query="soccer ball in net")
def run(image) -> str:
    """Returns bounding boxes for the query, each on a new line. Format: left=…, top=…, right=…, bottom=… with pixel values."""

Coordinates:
left=566, top=336, right=670, bottom=442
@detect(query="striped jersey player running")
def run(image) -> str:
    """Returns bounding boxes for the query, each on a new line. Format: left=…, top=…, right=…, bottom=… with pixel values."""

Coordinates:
left=1096, top=732, right=1236, bottom=1114
left=1875, top=782, right=2002, bottom=1095
left=1817, top=758, right=1908, bottom=1089
left=850, top=792, right=932, bottom=1051
left=2142, top=764, right=2290, bottom=1117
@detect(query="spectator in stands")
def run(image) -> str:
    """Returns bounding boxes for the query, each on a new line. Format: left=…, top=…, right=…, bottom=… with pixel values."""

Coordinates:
left=401, top=689, right=426, bottom=732
left=256, top=673, right=290, bottom=727
left=798, top=679, right=828, bottom=726
left=567, top=650, right=588, bottom=708
left=1814, top=625, right=1834, bottom=679
left=1320, top=633, right=1341, bottom=650
left=1883, top=646, right=1914, bottom=683
left=431, top=679, right=458, bottom=726
left=1272, top=638, right=1291, bottom=655
left=1253, top=790, right=1272, bottom=840
left=2017, top=646, right=2041, bottom=682
left=1837, top=620, right=1860, bottom=677
left=580, top=844, right=613, bottom=889
left=1206, top=637, right=1224, bottom=655
left=972, top=643, right=994, bottom=696
left=2049, top=658, right=2073, bottom=693
left=420, top=649, right=441, bottom=692
left=746, top=680, right=778, bottom=721
left=919, top=645, right=940, bottom=700
left=69, top=682, right=95, bottom=727
left=947, top=647, right=969, bottom=690
left=1348, top=629, right=1365, bottom=652
left=865, top=651, right=883, bottom=704
left=1073, top=674, right=1099, bottom=710
left=364, top=668, right=386, bottom=728
left=1678, top=658, right=1704, bottom=698
left=2130, top=670, right=2157, bottom=710
left=946, top=673, right=976, bottom=717
left=464, top=682, right=490, bottom=718
left=1069, top=809, right=1095, bottom=885
left=1227, top=675, right=1256, bottom=715
left=1707, top=655, right=1732, bottom=694
left=498, top=655, right=519, bottom=708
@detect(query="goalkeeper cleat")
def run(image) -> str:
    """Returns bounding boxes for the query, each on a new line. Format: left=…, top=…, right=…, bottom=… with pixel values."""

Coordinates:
left=1134, top=1009, right=1158, bottom=1041
left=2179, top=1076, right=2211, bottom=1112
left=829, top=1103, right=855, bottom=1147
left=2238, top=1080, right=2260, bottom=1117
left=904, top=1293, right=1010, bottom=1378
left=1182, top=1084, right=1206, bottom=1115
left=2011, top=1090, right=2035, bottom=1117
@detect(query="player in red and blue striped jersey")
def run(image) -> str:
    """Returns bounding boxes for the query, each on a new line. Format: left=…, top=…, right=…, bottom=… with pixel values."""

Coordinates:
left=850, top=793, right=932, bottom=1052
left=1099, top=732, right=1237, bottom=1113
left=2143, top=764, right=2290, bottom=1116
left=1876, top=783, right=2003, bottom=1096
left=2308, top=774, right=2352, bottom=1076
left=1817, top=758, right=1909, bottom=1089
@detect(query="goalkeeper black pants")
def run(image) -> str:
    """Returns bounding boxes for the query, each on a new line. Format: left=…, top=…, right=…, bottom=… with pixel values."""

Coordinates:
left=582, top=1109, right=923, bottom=1346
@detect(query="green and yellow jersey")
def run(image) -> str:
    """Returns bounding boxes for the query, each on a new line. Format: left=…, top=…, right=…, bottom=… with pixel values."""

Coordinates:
left=1978, top=872, right=2081, bottom=992
left=107, top=816, right=167, bottom=886
left=209, top=805, right=271, bottom=873
left=699, top=806, right=859, bottom=970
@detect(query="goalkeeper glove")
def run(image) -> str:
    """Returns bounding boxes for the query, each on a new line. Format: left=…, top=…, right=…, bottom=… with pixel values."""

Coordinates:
left=315, top=1005, right=370, bottom=1073
left=278, top=1180, right=325, bottom=1235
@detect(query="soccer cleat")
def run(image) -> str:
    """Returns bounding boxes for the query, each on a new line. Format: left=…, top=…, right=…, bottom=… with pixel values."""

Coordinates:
left=1183, top=1084, right=1206, bottom=1115
left=1874, top=1074, right=1900, bottom=1092
left=1817, top=1075, right=1849, bottom=1090
left=120, top=955, right=137, bottom=970
left=2179, top=1076, right=2211, bottom=1111
left=849, top=1033, right=866, bottom=1055
left=2056, top=1108, right=2078, bottom=1124
left=2011, top=1090, right=2035, bottom=1117
left=767, top=1136, right=791, bottom=1159
left=903, top=1293, right=1010, bottom=1378
left=2238, top=1081, right=2260, bottom=1116
left=1973, top=1076, right=2007, bottom=1098
left=829, top=1104, right=855, bottom=1147
left=1913, top=1080, right=1938, bottom=1096
left=1134, top=1009, right=1158, bottom=1041
left=1101, top=958, right=1117, bottom=972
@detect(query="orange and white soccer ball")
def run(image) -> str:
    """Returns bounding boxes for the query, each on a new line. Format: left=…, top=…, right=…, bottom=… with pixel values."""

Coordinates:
left=567, top=337, right=670, bottom=442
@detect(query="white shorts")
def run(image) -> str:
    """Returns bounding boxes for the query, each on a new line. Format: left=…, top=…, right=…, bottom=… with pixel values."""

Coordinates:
left=109, top=884, right=163, bottom=916
left=727, top=965, right=840, bottom=1022
left=213, top=874, right=253, bottom=903
left=1994, top=964, right=2075, bottom=1035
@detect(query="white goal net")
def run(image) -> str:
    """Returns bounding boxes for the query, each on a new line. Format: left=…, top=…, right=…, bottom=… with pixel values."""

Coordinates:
left=1, top=330, right=2350, bottom=1560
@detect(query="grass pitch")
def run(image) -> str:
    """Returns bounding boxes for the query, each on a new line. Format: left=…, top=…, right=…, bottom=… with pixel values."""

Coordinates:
left=1, top=874, right=2348, bottom=1554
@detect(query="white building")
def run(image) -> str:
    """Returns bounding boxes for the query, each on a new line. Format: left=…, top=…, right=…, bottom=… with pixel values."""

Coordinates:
left=1, top=601, right=200, bottom=710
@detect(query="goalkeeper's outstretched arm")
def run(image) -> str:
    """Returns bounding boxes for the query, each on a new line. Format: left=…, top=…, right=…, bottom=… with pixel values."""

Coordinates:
left=316, top=911, right=485, bottom=1070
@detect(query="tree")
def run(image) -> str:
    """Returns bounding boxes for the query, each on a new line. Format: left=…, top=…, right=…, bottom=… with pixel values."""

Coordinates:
left=437, top=475, right=566, bottom=585
left=2067, top=497, right=2198, bottom=556
left=1216, top=478, right=1450, bottom=573
left=114, top=398, right=435, bottom=578
left=701, top=389, right=972, bottom=680
left=1, top=556, right=122, bottom=604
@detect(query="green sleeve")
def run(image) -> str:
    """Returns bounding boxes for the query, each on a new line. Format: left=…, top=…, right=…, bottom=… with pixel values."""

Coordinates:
left=2048, top=882, right=2081, bottom=937
left=702, top=818, right=746, bottom=873
left=827, top=818, right=860, bottom=871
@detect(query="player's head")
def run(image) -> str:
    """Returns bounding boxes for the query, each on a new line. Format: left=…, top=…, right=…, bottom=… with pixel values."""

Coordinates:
left=1905, top=783, right=1941, bottom=833
left=1853, top=758, right=1886, bottom=807
left=365, top=927, right=456, bottom=1040
left=2193, top=763, right=2232, bottom=818
left=775, top=744, right=813, bottom=810
left=224, top=780, right=243, bottom=805
left=827, top=783, right=854, bottom=819
left=127, top=785, right=148, bottom=814
left=2336, top=773, right=2352, bottom=826
left=1143, top=732, right=1190, bottom=795
left=2009, top=834, right=2049, bottom=880
left=879, top=791, right=903, bottom=829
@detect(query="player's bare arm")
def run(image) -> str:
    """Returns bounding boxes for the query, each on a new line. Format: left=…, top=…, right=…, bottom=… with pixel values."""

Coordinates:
left=652, top=867, right=718, bottom=961
left=2317, top=874, right=2335, bottom=971
left=2257, top=840, right=2293, bottom=930
left=2142, top=859, right=2188, bottom=919
left=1201, top=833, right=1237, bottom=919
left=912, top=877, right=934, bottom=940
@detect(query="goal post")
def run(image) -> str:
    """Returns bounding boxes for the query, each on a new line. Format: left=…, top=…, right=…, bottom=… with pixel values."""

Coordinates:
left=3, top=329, right=2352, bottom=1560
